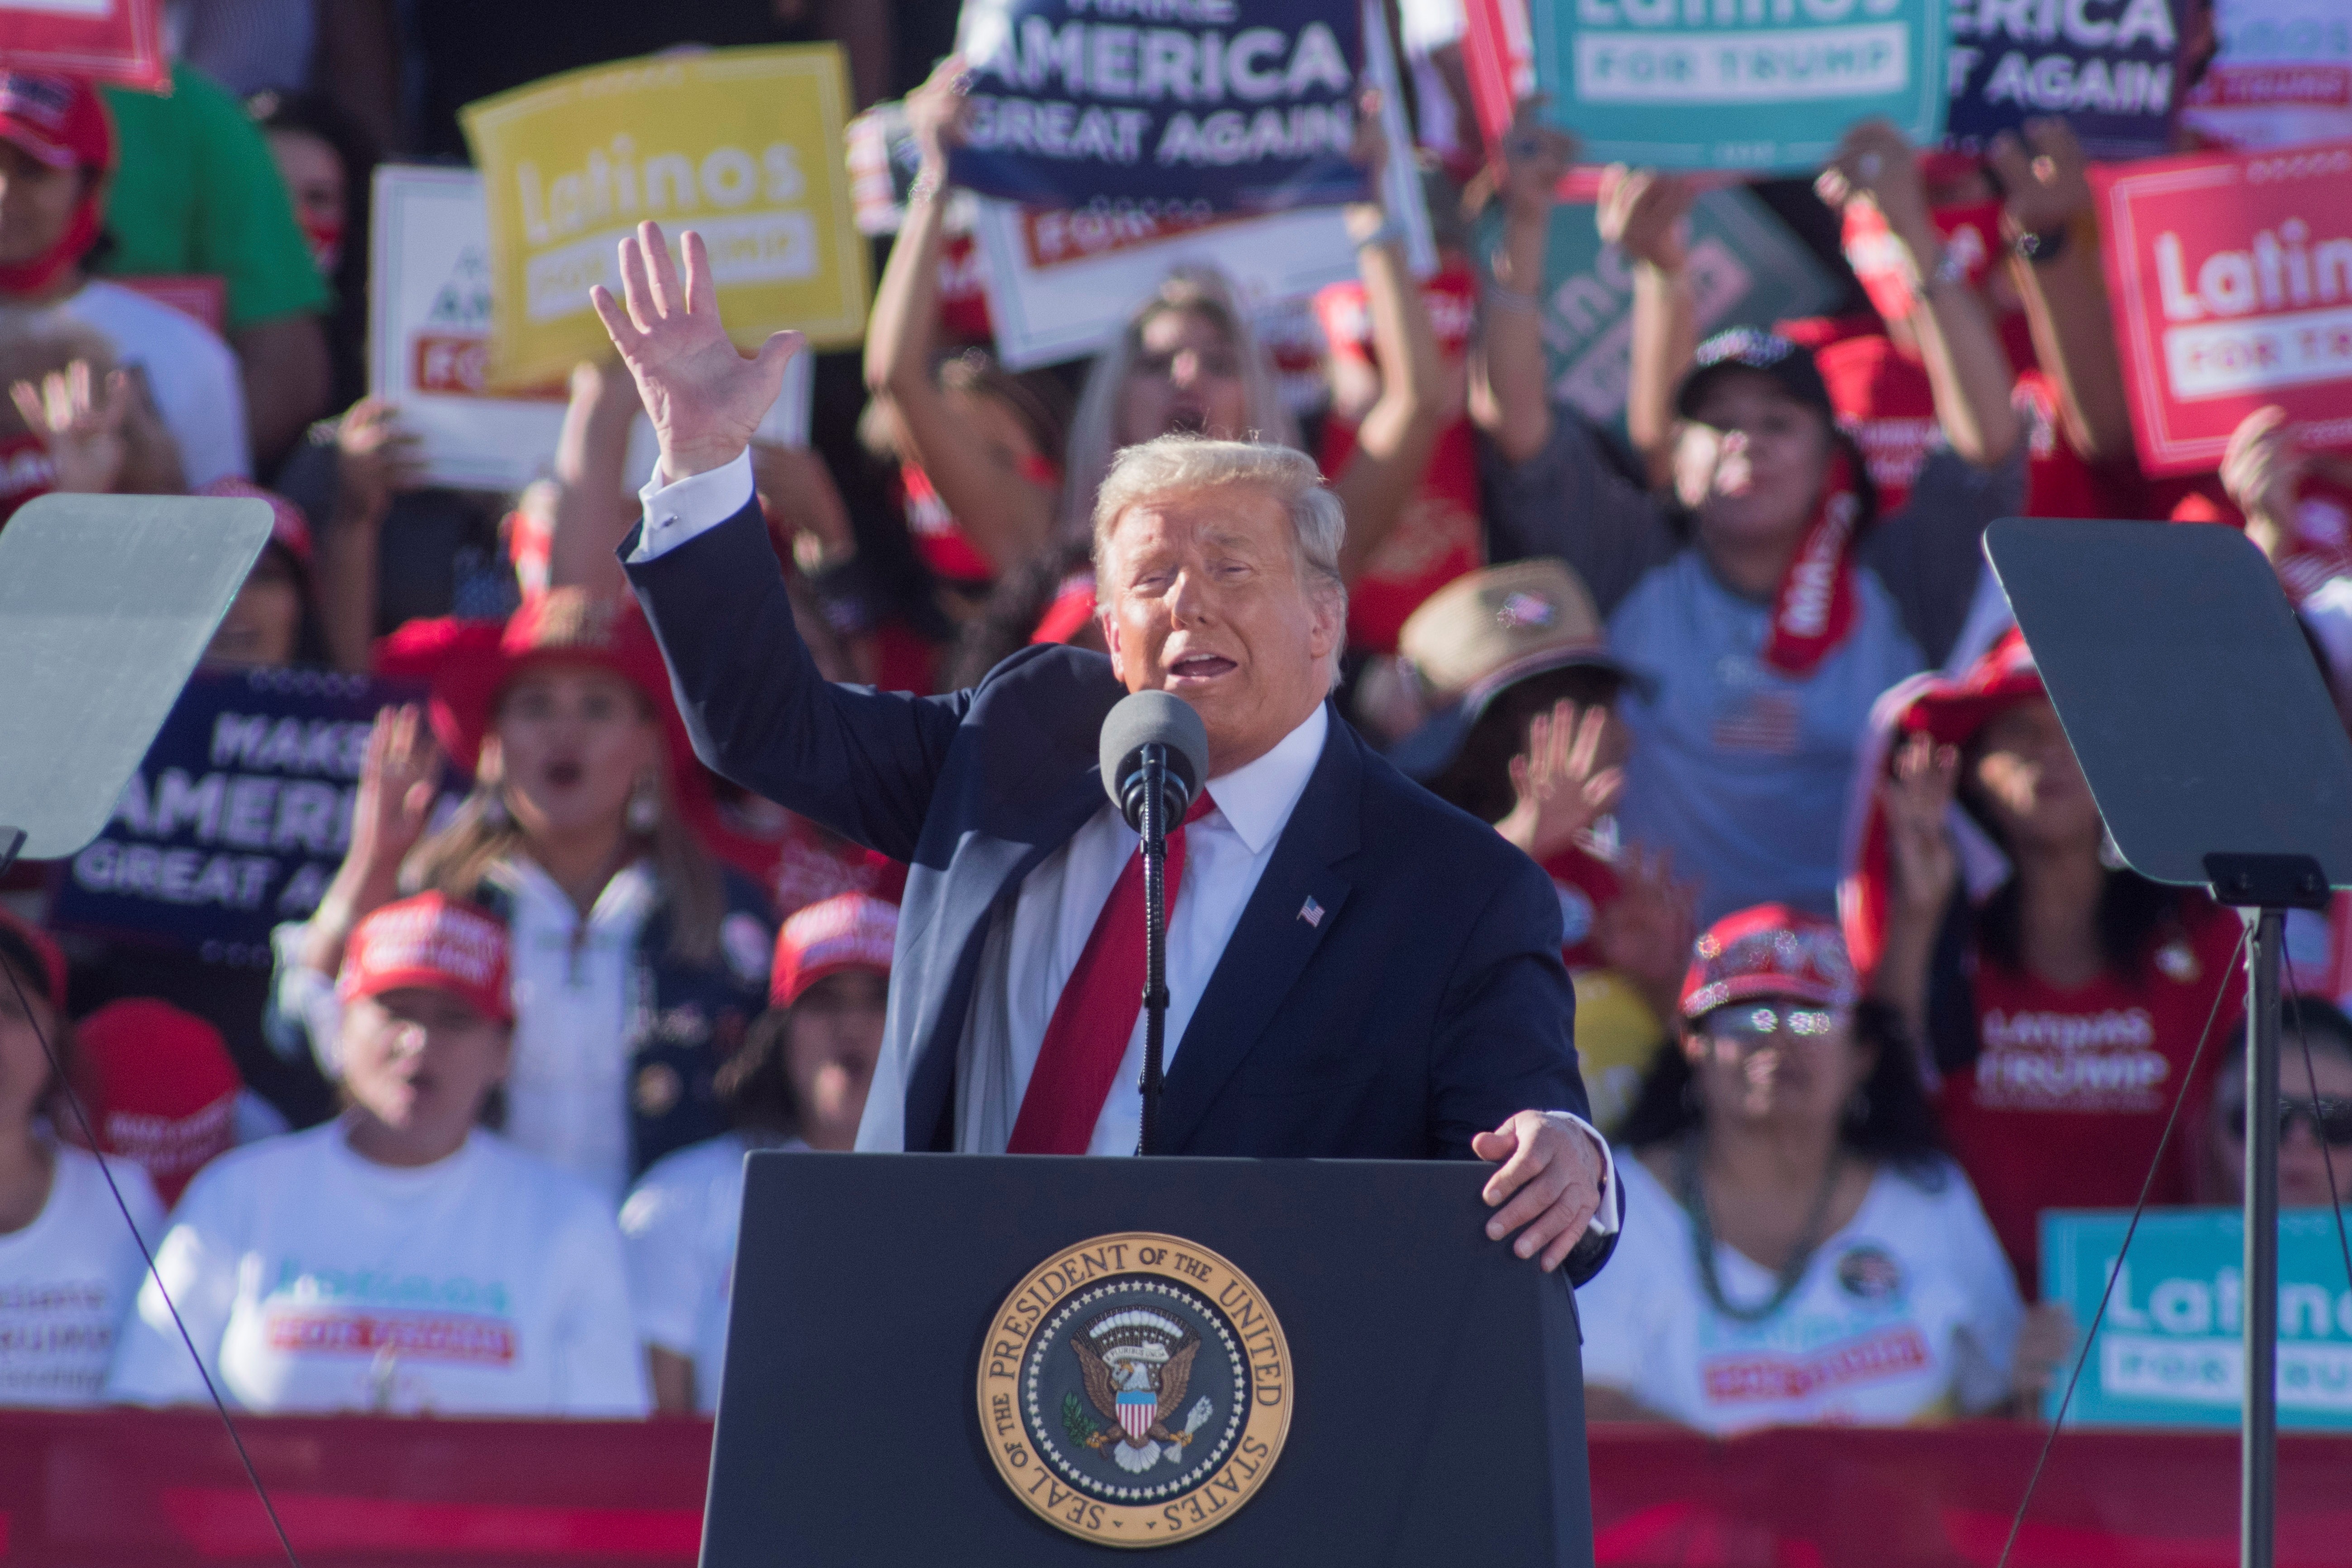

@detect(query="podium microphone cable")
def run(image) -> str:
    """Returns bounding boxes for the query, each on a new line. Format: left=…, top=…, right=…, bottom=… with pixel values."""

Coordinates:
left=1992, top=923, right=2247, bottom=1568
left=0, top=957, right=301, bottom=1568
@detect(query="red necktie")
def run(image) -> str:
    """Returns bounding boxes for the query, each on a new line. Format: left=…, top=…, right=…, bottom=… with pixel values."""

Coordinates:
left=1006, top=793, right=1216, bottom=1155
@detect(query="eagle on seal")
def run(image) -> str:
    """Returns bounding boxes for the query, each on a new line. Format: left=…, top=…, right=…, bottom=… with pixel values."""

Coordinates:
left=1072, top=1307, right=1214, bottom=1473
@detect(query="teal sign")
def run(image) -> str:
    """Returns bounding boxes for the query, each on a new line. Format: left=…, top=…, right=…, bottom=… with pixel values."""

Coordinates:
left=1531, top=0, right=1950, bottom=172
left=2042, top=1209, right=2352, bottom=1428
left=1500, top=186, right=1837, bottom=442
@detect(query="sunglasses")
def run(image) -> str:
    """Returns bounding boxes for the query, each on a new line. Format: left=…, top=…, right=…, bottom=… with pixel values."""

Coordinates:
left=1697, top=1003, right=1847, bottom=1049
left=2220, top=1096, right=2352, bottom=1145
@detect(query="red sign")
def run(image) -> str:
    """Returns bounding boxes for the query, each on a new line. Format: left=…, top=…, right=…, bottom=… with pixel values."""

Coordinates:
left=2093, top=141, right=2352, bottom=477
left=0, top=0, right=165, bottom=91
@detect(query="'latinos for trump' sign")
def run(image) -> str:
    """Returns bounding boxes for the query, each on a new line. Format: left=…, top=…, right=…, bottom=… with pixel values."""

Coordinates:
left=461, top=46, right=870, bottom=391
left=2093, top=140, right=2352, bottom=477
left=950, top=0, right=1369, bottom=215
left=2043, top=1209, right=2352, bottom=1428
left=1532, top=0, right=1948, bottom=171
left=1945, top=0, right=2185, bottom=159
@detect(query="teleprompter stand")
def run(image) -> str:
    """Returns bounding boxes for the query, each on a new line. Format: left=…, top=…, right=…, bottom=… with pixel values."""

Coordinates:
left=1987, top=519, right=2352, bottom=1568
left=0, top=492, right=272, bottom=876
left=703, top=1153, right=1592, bottom=1564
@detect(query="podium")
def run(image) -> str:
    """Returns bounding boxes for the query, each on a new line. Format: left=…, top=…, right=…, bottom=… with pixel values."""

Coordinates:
left=703, top=1152, right=1593, bottom=1564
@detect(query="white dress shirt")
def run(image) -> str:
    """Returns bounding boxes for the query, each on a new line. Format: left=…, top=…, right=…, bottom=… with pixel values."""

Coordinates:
left=630, top=455, right=1615, bottom=1230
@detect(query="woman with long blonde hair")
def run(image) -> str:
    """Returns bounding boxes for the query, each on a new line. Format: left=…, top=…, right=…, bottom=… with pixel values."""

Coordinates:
left=272, top=588, right=776, bottom=1204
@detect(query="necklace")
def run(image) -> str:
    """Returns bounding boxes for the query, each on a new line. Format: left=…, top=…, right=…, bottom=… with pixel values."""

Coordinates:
left=1677, top=1133, right=1847, bottom=1326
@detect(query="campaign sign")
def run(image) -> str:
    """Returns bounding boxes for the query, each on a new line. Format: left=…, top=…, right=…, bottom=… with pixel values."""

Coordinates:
left=1945, top=0, right=2186, bottom=159
left=1521, top=187, right=1839, bottom=436
left=2180, top=0, right=2352, bottom=153
left=2043, top=1209, right=2352, bottom=1428
left=0, top=0, right=164, bottom=90
left=2092, top=141, right=2352, bottom=477
left=1531, top=0, right=1949, bottom=172
left=48, top=671, right=427, bottom=969
left=461, top=45, right=870, bottom=391
left=949, top=0, right=1370, bottom=215
left=371, top=165, right=814, bottom=492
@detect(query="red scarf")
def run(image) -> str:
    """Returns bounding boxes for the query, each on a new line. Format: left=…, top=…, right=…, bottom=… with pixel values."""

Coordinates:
left=1760, top=449, right=1865, bottom=677
left=0, top=193, right=99, bottom=296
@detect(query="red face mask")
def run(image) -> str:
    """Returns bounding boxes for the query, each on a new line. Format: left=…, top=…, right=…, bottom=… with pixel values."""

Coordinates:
left=0, top=185, right=99, bottom=296
left=301, top=214, right=343, bottom=277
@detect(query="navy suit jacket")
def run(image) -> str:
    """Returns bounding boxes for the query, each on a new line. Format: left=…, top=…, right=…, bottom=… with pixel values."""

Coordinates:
left=625, top=501, right=1616, bottom=1279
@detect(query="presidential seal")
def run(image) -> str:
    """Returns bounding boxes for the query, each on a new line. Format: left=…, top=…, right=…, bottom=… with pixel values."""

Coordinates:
left=978, top=1233, right=1291, bottom=1548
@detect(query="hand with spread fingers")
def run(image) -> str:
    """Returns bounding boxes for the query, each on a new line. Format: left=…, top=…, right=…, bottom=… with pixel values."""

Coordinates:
left=1496, top=698, right=1625, bottom=865
left=11, top=358, right=132, bottom=494
left=1473, top=1109, right=1609, bottom=1272
left=589, top=220, right=803, bottom=482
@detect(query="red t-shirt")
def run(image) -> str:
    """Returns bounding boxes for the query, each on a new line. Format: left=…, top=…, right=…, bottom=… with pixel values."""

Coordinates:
left=900, top=462, right=996, bottom=586
left=1937, top=899, right=2243, bottom=1291
left=1814, top=331, right=1937, bottom=517
left=1544, top=843, right=1622, bottom=971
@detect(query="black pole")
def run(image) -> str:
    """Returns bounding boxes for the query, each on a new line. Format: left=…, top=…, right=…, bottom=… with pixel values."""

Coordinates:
left=1137, top=746, right=1170, bottom=1158
left=2243, top=908, right=2282, bottom=1568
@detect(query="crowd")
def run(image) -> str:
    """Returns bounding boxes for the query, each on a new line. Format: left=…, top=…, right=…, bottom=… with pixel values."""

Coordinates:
left=0, top=0, right=2345, bottom=1438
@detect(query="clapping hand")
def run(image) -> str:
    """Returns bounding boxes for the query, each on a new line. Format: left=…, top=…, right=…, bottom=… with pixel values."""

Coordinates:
left=10, top=359, right=132, bottom=494
left=590, top=220, right=803, bottom=482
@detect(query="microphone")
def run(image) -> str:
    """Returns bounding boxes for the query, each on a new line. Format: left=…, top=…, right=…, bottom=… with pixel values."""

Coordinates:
left=1099, top=690, right=1209, bottom=832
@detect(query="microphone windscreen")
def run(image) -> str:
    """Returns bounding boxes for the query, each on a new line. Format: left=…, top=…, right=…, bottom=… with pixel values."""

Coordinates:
left=1099, top=690, right=1209, bottom=813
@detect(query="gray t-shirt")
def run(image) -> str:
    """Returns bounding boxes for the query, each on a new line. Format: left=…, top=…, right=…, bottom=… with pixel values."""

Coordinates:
left=1482, top=408, right=2024, bottom=922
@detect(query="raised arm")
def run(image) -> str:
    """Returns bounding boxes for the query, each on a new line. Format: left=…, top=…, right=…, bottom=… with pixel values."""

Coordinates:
left=595, top=221, right=966, bottom=859
left=1326, top=92, right=1448, bottom=583
left=1819, top=122, right=2022, bottom=472
left=545, top=360, right=644, bottom=598
left=1989, top=119, right=2132, bottom=467
left=861, top=60, right=1054, bottom=575
left=1470, top=101, right=1573, bottom=465
left=1597, top=165, right=1697, bottom=490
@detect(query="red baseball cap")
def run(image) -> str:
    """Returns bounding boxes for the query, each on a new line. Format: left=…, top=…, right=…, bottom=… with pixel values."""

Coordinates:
left=0, top=72, right=112, bottom=172
left=338, top=893, right=513, bottom=1024
left=0, top=906, right=66, bottom=1009
left=201, top=477, right=312, bottom=568
left=76, top=998, right=240, bottom=1205
left=1895, top=626, right=2045, bottom=750
left=1680, top=904, right=1860, bottom=1020
left=771, top=893, right=897, bottom=1008
left=427, top=588, right=679, bottom=774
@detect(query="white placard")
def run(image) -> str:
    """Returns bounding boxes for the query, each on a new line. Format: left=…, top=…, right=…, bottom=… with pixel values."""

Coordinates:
left=369, top=166, right=812, bottom=494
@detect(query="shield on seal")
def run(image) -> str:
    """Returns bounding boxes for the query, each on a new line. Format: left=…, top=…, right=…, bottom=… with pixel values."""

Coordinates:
left=1117, top=1387, right=1157, bottom=1443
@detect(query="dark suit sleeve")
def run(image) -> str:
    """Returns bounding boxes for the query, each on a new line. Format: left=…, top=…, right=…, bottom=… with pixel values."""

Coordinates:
left=622, top=502, right=969, bottom=863
left=1428, top=854, right=1621, bottom=1285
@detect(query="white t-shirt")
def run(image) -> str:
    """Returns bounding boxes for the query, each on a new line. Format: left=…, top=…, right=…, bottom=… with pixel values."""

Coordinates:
left=1577, top=1154, right=2022, bottom=1434
left=106, top=1123, right=648, bottom=1417
left=59, top=280, right=251, bottom=489
left=0, top=1145, right=162, bottom=1406
left=618, top=1131, right=803, bottom=1413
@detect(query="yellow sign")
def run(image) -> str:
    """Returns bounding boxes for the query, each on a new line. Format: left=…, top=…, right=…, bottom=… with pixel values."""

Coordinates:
left=978, top=1232, right=1291, bottom=1549
left=460, top=45, right=870, bottom=390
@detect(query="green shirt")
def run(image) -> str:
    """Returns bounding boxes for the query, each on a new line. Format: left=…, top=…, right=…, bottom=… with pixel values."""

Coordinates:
left=98, top=63, right=329, bottom=331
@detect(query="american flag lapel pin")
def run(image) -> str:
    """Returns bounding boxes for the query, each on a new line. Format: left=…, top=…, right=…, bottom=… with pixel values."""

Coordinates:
left=1299, top=896, right=1324, bottom=927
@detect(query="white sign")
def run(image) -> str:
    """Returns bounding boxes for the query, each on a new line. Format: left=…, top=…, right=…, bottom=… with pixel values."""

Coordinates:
left=369, top=166, right=810, bottom=493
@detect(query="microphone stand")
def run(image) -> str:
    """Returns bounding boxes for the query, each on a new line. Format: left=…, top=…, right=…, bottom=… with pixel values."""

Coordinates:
left=1137, top=745, right=1171, bottom=1157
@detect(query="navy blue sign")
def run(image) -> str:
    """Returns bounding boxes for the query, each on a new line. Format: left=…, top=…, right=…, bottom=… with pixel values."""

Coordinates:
left=949, top=0, right=1369, bottom=216
left=1945, top=0, right=2186, bottom=159
left=49, top=669, right=430, bottom=968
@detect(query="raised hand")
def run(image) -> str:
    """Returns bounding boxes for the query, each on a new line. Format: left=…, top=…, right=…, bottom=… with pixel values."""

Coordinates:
left=1497, top=99, right=1576, bottom=220
left=1987, top=117, right=2091, bottom=240
left=349, top=703, right=442, bottom=874
left=1495, top=699, right=1625, bottom=864
left=1817, top=120, right=1931, bottom=254
left=589, top=220, right=803, bottom=482
left=2220, top=405, right=2308, bottom=558
left=332, top=397, right=426, bottom=528
left=1880, top=732, right=1960, bottom=918
left=10, top=359, right=132, bottom=494
left=905, top=54, right=971, bottom=181
left=1597, top=165, right=1694, bottom=273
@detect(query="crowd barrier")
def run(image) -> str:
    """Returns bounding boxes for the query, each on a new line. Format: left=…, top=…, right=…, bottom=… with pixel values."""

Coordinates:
left=0, top=1410, right=2344, bottom=1566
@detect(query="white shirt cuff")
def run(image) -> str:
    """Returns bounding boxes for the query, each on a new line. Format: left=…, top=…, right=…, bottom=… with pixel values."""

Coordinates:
left=626, top=449, right=756, bottom=563
left=1546, top=1109, right=1619, bottom=1238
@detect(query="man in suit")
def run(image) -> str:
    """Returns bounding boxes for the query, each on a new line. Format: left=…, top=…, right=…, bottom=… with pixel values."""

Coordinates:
left=595, top=221, right=1619, bottom=1279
